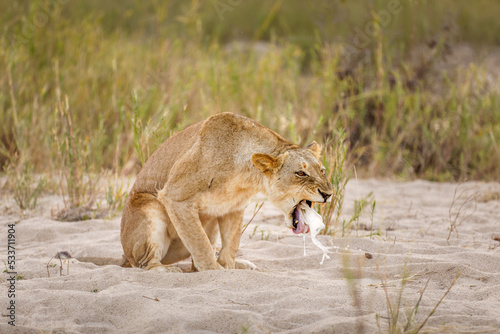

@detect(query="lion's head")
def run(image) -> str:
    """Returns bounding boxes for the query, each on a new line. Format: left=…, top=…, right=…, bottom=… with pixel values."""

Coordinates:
left=251, top=141, right=334, bottom=234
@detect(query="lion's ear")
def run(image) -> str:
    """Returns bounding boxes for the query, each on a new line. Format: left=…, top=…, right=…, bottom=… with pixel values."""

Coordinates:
left=306, top=141, right=321, bottom=159
left=252, top=153, right=285, bottom=177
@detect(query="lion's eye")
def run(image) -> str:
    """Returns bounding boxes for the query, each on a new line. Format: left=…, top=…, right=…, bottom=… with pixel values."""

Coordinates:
left=296, top=171, right=307, bottom=177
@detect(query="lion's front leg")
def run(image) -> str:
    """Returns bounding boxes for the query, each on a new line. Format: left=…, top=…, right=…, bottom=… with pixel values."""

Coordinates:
left=160, top=197, right=222, bottom=271
left=218, top=210, right=255, bottom=270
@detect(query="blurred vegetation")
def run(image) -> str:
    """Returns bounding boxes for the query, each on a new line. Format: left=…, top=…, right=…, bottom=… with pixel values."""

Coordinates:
left=1, top=0, right=499, bottom=190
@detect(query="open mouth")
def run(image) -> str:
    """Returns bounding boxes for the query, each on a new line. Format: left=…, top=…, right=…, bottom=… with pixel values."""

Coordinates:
left=291, top=200, right=313, bottom=234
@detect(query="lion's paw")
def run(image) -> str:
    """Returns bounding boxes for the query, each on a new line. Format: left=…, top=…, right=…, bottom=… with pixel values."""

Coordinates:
left=148, top=264, right=183, bottom=273
left=235, top=259, right=257, bottom=270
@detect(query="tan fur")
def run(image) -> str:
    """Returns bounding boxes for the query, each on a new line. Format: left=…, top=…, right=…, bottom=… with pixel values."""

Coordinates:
left=121, top=113, right=333, bottom=272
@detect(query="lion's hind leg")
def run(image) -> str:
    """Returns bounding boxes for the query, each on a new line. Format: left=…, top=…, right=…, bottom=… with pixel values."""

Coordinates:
left=121, top=193, right=182, bottom=273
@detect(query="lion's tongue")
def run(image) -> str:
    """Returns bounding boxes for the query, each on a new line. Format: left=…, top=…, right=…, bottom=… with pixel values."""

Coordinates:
left=292, top=206, right=306, bottom=234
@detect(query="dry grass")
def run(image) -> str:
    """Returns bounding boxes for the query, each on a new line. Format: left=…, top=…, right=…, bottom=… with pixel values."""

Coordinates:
left=1, top=1, right=499, bottom=214
left=447, top=185, right=479, bottom=244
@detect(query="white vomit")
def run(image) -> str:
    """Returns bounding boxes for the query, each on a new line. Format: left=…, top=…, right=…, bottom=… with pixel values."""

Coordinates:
left=299, top=202, right=331, bottom=265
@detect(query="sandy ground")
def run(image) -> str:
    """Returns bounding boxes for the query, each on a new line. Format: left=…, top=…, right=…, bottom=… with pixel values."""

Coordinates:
left=1, top=179, right=500, bottom=334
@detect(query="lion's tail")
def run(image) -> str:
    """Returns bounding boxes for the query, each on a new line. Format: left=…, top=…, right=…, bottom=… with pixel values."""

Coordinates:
left=76, top=255, right=132, bottom=267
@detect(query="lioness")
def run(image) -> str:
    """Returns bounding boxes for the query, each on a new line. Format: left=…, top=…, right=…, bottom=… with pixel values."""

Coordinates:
left=121, top=112, right=333, bottom=272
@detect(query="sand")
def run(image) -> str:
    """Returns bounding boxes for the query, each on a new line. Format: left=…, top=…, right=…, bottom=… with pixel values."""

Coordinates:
left=1, top=179, right=500, bottom=333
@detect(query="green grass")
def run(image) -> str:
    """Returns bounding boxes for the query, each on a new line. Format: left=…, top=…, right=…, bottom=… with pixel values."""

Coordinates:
left=319, top=129, right=350, bottom=235
left=1, top=1, right=499, bottom=212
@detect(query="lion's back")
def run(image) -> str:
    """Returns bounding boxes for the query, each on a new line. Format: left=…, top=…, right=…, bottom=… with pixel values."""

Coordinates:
left=130, top=120, right=203, bottom=195
left=129, top=112, right=287, bottom=196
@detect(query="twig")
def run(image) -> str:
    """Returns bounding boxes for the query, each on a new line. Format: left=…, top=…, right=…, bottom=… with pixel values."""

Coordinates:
left=415, top=271, right=462, bottom=333
left=46, top=251, right=72, bottom=277
left=375, top=258, right=394, bottom=332
left=227, top=299, right=252, bottom=306
left=447, top=185, right=478, bottom=243
left=404, top=278, right=431, bottom=332
left=241, top=202, right=264, bottom=235
left=7, top=64, right=18, bottom=126
left=46, top=255, right=55, bottom=278
left=142, top=295, right=159, bottom=302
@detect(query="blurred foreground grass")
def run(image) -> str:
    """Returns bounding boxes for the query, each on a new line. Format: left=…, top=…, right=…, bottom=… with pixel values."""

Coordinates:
left=1, top=0, right=499, bottom=189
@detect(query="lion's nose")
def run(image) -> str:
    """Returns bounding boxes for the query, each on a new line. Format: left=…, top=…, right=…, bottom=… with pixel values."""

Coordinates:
left=318, top=189, right=332, bottom=202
